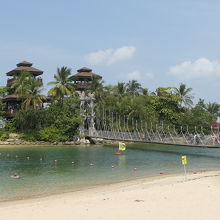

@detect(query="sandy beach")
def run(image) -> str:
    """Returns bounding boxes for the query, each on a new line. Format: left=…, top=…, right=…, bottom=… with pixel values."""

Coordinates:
left=1, top=171, right=220, bottom=220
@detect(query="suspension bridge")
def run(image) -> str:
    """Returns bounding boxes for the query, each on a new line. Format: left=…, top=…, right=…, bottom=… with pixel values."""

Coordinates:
left=79, top=92, right=220, bottom=148
left=84, top=110, right=220, bottom=149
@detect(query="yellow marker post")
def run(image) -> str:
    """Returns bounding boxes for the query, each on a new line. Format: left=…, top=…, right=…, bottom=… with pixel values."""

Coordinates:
left=182, top=155, right=187, bottom=181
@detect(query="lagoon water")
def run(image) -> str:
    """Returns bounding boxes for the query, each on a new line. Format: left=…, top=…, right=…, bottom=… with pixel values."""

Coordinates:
left=1, top=143, right=220, bottom=201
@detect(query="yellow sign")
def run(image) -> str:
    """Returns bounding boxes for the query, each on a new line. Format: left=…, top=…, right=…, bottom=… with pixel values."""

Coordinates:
left=119, top=142, right=126, bottom=151
left=182, top=155, right=187, bottom=165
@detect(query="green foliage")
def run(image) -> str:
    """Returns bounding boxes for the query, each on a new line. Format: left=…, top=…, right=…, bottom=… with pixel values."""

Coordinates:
left=126, top=80, right=142, bottom=96
left=204, top=102, right=220, bottom=116
left=97, top=83, right=219, bottom=132
left=4, top=120, right=16, bottom=132
left=43, top=97, right=80, bottom=139
left=38, top=126, right=68, bottom=142
left=151, top=87, right=182, bottom=123
left=1, top=68, right=220, bottom=142
left=0, top=130, right=9, bottom=141
left=14, top=109, right=45, bottom=131
left=14, top=96, right=80, bottom=141
left=21, top=79, right=45, bottom=110
left=11, top=71, right=33, bottom=97
left=48, top=66, right=75, bottom=102
left=180, top=104, right=217, bottom=132
left=0, top=87, right=8, bottom=119
left=173, top=83, right=194, bottom=108
left=11, top=71, right=45, bottom=110
left=19, top=132, right=39, bottom=142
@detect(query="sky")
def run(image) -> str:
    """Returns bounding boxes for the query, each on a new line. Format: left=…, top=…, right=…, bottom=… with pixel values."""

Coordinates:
left=1, top=0, right=220, bottom=104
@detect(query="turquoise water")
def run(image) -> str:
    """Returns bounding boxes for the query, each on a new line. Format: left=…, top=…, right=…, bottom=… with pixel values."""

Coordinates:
left=0, top=143, right=220, bottom=201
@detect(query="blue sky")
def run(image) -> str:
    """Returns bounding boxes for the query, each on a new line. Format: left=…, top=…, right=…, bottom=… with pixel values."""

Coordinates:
left=1, top=0, right=220, bottom=104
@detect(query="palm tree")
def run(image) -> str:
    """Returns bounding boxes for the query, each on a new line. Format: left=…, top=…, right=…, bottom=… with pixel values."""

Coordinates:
left=89, top=75, right=104, bottom=100
left=115, top=82, right=127, bottom=98
left=90, top=75, right=104, bottom=92
left=11, top=70, right=33, bottom=97
left=141, top=88, right=149, bottom=96
left=173, top=83, right=194, bottom=108
left=126, top=80, right=141, bottom=96
left=10, top=70, right=45, bottom=111
left=48, top=66, right=75, bottom=102
left=22, top=79, right=45, bottom=110
left=205, top=102, right=220, bottom=116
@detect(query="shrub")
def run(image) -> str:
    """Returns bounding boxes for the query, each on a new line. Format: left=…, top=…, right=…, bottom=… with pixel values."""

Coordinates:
left=38, top=126, right=68, bottom=142
left=0, top=132, right=9, bottom=141
left=19, top=132, right=39, bottom=142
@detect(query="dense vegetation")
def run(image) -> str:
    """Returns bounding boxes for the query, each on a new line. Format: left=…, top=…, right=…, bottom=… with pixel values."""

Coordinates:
left=0, top=67, right=219, bottom=142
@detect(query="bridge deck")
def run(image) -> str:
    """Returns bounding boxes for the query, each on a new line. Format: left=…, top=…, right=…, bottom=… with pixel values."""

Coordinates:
left=89, top=136, right=220, bottom=149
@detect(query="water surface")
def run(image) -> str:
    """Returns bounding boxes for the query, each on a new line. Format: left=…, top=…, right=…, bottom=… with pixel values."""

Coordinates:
left=0, top=143, right=220, bottom=201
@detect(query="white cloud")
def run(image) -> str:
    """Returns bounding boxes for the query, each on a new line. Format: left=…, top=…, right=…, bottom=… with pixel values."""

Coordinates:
left=85, top=46, right=136, bottom=65
left=107, top=46, right=136, bottom=64
left=125, top=71, right=154, bottom=81
left=169, top=58, right=220, bottom=79
left=85, top=49, right=113, bottom=65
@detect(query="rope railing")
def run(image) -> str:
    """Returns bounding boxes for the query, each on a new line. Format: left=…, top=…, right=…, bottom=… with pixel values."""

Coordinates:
left=83, top=108, right=220, bottom=147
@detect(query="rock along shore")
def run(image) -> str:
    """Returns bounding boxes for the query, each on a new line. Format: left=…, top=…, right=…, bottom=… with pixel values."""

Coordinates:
left=0, top=137, right=116, bottom=146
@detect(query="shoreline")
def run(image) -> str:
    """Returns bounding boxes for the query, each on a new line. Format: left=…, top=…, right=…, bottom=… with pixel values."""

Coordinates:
left=1, top=167, right=216, bottom=204
left=0, top=140, right=117, bottom=148
left=1, top=170, right=220, bottom=219
left=0, top=171, right=184, bottom=203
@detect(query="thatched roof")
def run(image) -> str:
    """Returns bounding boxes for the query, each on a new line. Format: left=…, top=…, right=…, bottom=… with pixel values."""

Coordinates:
left=6, top=61, right=43, bottom=76
left=3, top=94, right=51, bottom=103
left=3, top=94, right=20, bottom=101
left=17, top=61, right=32, bottom=67
left=73, top=67, right=101, bottom=79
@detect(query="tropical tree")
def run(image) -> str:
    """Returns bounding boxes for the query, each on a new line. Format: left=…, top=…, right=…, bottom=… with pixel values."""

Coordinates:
left=126, top=80, right=141, bottom=96
left=22, top=79, right=45, bottom=110
left=10, top=71, right=45, bottom=110
left=42, top=97, right=80, bottom=140
left=152, top=87, right=181, bottom=123
left=0, top=87, right=8, bottom=128
left=90, top=75, right=104, bottom=92
left=141, top=88, right=149, bottom=96
left=114, top=82, right=127, bottom=98
left=205, top=102, right=220, bottom=116
left=180, top=104, right=217, bottom=133
left=88, top=75, right=105, bottom=101
left=173, top=83, right=194, bottom=108
left=11, top=70, right=33, bottom=97
left=48, top=66, right=75, bottom=102
left=196, top=98, right=206, bottom=109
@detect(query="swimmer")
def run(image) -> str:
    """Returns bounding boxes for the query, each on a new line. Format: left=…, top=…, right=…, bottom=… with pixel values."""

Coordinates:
left=89, top=163, right=95, bottom=166
left=10, top=173, right=20, bottom=179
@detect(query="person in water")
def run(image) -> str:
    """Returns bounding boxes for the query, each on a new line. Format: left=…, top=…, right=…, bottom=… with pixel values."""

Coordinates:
left=10, top=173, right=20, bottom=179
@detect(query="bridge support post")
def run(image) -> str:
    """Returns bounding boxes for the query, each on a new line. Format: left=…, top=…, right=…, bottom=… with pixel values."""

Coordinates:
left=78, top=91, right=97, bottom=137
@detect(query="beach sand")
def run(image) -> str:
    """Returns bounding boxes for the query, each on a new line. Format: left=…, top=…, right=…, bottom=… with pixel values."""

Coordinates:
left=1, top=171, right=220, bottom=220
